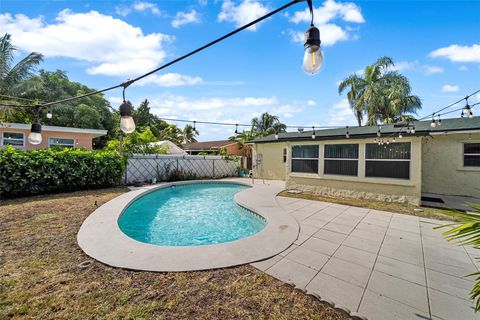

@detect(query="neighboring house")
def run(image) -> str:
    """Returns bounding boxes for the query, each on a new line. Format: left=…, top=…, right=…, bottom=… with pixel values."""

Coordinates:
left=0, top=123, right=107, bottom=150
left=182, top=140, right=243, bottom=156
left=252, top=117, right=480, bottom=205
left=149, top=140, right=187, bottom=155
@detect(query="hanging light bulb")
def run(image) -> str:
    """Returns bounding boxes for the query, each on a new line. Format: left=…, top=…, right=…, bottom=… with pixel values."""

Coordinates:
left=298, top=127, right=304, bottom=133
left=235, top=124, right=238, bottom=134
left=193, top=121, right=196, bottom=131
left=437, top=115, right=442, bottom=126
left=410, top=126, right=416, bottom=134
left=399, top=132, right=403, bottom=139
left=46, top=107, right=53, bottom=119
left=464, top=97, right=473, bottom=118
left=393, top=137, right=396, bottom=143
left=119, top=100, right=135, bottom=133
left=377, top=126, right=381, bottom=137
left=28, top=123, right=42, bottom=145
left=386, top=139, right=390, bottom=145
left=311, top=126, right=316, bottom=139
left=303, top=23, right=323, bottom=74
left=345, top=126, right=350, bottom=139
left=430, top=115, right=437, bottom=128
left=275, top=131, right=279, bottom=140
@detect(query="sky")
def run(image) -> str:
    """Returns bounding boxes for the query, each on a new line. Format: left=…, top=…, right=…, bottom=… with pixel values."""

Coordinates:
left=1, top=0, right=479, bottom=141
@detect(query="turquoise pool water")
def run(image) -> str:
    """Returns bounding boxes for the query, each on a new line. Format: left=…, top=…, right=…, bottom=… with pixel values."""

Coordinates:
left=118, top=183, right=266, bottom=246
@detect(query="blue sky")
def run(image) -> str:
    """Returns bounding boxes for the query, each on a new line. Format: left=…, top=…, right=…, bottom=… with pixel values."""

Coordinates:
left=1, top=0, right=479, bottom=141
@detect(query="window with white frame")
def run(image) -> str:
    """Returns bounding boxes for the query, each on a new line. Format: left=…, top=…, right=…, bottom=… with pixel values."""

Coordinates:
left=464, top=143, right=480, bottom=167
left=291, top=145, right=319, bottom=173
left=2, top=132, right=25, bottom=147
left=365, top=142, right=411, bottom=179
left=49, top=137, right=75, bottom=148
left=324, top=144, right=359, bottom=176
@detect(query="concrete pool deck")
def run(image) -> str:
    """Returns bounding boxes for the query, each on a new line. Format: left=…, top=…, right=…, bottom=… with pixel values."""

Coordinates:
left=253, top=189, right=479, bottom=320
left=77, top=179, right=299, bottom=272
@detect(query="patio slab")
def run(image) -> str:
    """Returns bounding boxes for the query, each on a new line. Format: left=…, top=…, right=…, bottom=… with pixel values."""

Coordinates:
left=249, top=181, right=478, bottom=320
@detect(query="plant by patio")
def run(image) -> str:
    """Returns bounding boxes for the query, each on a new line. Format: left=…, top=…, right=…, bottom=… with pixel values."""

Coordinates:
left=0, top=146, right=124, bottom=198
left=437, top=203, right=480, bottom=311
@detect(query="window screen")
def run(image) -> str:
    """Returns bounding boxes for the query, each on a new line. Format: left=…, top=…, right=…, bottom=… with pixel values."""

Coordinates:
left=464, top=143, right=480, bottom=167
left=49, top=138, right=75, bottom=148
left=365, top=142, right=411, bottom=179
left=291, top=145, right=319, bottom=173
left=324, top=144, right=359, bottom=176
left=2, top=132, right=24, bottom=147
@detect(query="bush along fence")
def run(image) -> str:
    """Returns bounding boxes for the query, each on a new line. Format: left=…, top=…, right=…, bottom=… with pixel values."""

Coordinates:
left=126, top=154, right=242, bottom=185
left=0, top=146, right=125, bottom=198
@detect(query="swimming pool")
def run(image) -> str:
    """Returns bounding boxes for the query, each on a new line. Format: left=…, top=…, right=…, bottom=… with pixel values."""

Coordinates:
left=118, top=183, right=266, bottom=246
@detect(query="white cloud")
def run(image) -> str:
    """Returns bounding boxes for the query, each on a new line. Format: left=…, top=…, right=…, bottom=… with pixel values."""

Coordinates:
left=150, top=95, right=277, bottom=111
left=387, top=61, right=443, bottom=75
left=459, top=66, right=468, bottom=71
left=430, top=44, right=480, bottom=63
left=0, top=10, right=173, bottom=77
left=422, top=65, right=443, bottom=75
left=326, top=99, right=357, bottom=126
left=389, top=61, right=415, bottom=72
left=135, top=73, right=203, bottom=87
left=218, top=0, right=269, bottom=31
left=172, top=10, right=200, bottom=28
left=307, top=99, right=317, bottom=106
left=288, top=0, right=364, bottom=46
left=441, top=84, right=460, bottom=93
left=116, top=1, right=161, bottom=16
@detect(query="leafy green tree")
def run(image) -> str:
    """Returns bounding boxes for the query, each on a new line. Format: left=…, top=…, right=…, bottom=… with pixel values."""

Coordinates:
left=338, top=56, right=422, bottom=126
left=181, top=124, right=199, bottom=143
left=106, top=129, right=167, bottom=155
left=251, top=112, right=286, bottom=137
left=0, top=33, right=43, bottom=97
left=437, top=203, right=480, bottom=311
left=132, top=99, right=168, bottom=138
left=229, top=125, right=258, bottom=159
left=160, top=124, right=182, bottom=145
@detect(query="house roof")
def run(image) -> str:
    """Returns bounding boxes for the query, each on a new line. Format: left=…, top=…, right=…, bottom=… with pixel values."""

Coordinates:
left=182, top=140, right=238, bottom=151
left=253, top=117, right=480, bottom=143
left=1, top=123, right=108, bottom=137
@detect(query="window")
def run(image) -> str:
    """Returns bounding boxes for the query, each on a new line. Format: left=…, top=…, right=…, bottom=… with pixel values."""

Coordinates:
left=464, top=143, right=480, bottom=167
left=2, top=132, right=24, bottom=147
left=365, top=142, right=411, bottom=179
left=49, top=137, right=75, bottom=148
left=283, top=148, right=287, bottom=163
left=291, top=145, right=319, bottom=173
left=324, top=144, right=359, bottom=176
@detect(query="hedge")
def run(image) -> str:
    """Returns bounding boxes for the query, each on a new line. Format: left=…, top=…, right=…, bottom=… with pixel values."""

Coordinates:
left=0, top=146, right=125, bottom=198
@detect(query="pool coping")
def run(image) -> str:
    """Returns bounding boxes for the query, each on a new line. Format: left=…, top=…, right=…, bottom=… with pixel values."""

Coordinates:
left=77, top=179, right=299, bottom=272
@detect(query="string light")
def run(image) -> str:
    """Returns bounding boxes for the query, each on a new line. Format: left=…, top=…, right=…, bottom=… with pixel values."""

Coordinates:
left=377, top=126, right=382, bottom=137
left=399, top=132, right=403, bottom=139
left=430, top=114, right=437, bottom=128
left=410, top=126, right=416, bottom=134
left=46, top=107, right=53, bottom=119
left=298, top=128, right=304, bottom=133
left=437, top=115, right=442, bottom=126
left=275, top=131, right=279, bottom=140
left=119, top=84, right=135, bottom=134
left=463, top=97, right=473, bottom=118
left=193, top=121, right=196, bottom=131
left=28, top=107, right=42, bottom=145
left=345, top=126, right=350, bottom=139
left=234, top=124, right=238, bottom=134
left=311, top=126, right=316, bottom=140
left=303, top=0, right=323, bottom=75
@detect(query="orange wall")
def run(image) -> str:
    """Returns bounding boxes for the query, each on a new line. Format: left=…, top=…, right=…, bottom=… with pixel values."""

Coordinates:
left=0, top=128, right=96, bottom=150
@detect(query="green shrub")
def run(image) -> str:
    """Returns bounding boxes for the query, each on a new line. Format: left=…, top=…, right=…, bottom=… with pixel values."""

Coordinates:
left=0, top=146, right=125, bottom=198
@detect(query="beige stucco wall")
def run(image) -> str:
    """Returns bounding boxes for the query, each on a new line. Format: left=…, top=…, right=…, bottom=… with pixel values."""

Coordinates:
left=0, top=127, right=96, bottom=150
left=254, top=137, right=422, bottom=205
left=422, top=132, right=480, bottom=198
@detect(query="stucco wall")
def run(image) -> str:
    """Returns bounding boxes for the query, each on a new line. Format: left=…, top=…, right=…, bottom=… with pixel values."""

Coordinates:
left=0, top=128, right=95, bottom=150
left=422, top=132, right=480, bottom=198
left=253, top=142, right=288, bottom=180
left=255, top=137, right=422, bottom=205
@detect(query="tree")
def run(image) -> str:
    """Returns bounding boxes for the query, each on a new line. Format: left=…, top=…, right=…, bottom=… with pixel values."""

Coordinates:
left=338, top=56, right=422, bottom=126
left=181, top=124, right=199, bottom=144
left=132, top=99, right=168, bottom=138
left=251, top=112, right=287, bottom=137
left=159, top=124, right=182, bottom=145
left=0, top=33, right=43, bottom=96
left=105, top=129, right=167, bottom=155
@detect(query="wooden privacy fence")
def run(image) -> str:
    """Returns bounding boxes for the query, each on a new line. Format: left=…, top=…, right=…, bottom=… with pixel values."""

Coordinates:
left=125, top=154, right=241, bottom=184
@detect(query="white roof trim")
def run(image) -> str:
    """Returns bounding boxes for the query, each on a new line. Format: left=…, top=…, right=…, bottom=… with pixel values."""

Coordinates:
left=2, top=123, right=108, bottom=136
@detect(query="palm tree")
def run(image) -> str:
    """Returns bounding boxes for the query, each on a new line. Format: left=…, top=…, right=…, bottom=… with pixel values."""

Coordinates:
left=0, top=33, right=43, bottom=96
left=338, top=56, right=421, bottom=126
left=229, top=126, right=258, bottom=169
left=251, top=112, right=286, bottom=137
left=181, top=124, right=199, bottom=144
left=159, top=124, right=182, bottom=145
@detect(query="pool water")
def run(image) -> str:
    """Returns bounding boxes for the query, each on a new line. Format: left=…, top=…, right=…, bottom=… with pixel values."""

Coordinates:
left=118, top=183, right=266, bottom=246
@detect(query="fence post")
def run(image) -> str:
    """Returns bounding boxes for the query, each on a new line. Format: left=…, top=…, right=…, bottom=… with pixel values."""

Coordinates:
left=124, top=156, right=128, bottom=185
left=212, top=159, right=215, bottom=178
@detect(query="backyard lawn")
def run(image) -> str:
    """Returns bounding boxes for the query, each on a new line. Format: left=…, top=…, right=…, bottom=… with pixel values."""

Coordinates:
left=0, top=188, right=347, bottom=320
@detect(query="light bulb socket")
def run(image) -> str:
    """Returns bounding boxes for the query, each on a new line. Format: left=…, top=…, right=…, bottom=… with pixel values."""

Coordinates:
left=119, top=100, right=133, bottom=117
left=31, top=123, right=42, bottom=134
left=304, top=25, right=321, bottom=49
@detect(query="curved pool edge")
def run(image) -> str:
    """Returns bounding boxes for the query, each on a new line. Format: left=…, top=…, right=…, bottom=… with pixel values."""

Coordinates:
left=77, top=179, right=299, bottom=272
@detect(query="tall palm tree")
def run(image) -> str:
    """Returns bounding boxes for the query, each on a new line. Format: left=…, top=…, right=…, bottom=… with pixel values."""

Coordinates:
left=338, top=56, right=421, bottom=126
left=251, top=112, right=287, bottom=137
left=181, top=124, right=199, bottom=144
left=0, top=33, right=43, bottom=96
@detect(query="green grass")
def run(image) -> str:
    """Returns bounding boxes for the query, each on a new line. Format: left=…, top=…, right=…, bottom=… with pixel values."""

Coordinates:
left=0, top=188, right=346, bottom=320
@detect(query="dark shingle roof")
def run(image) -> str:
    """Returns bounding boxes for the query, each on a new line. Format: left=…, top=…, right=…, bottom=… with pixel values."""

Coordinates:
left=253, top=117, right=480, bottom=143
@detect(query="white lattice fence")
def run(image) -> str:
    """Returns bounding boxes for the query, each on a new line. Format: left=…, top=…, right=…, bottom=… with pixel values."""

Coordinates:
left=126, top=154, right=241, bottom=184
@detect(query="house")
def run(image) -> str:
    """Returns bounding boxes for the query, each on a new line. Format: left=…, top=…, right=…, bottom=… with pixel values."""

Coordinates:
left=182, top=140, right=243, bottom=156
left=0, top=123, right=107, bottom=150
left=252, top=117, right=480, bottom=205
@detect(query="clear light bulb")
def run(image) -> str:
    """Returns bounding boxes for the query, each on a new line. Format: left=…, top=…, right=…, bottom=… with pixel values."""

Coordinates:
left=120, top=116, right=136, bottom=134
left=46, top=109, right=53, bottom=119
left=28, top=132, right=42, bottom=145
left=431, top=121, right=437, bottom=128
left=303, top=45, right=323, bottom=75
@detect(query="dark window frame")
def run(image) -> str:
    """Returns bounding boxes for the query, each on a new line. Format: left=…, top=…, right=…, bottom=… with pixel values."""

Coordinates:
left=2, top=131, right=25, bottom=147
left=323, top=144, right=359, bottom=176
left=291, top=145, right=319, bottom=174
left=365, top=142, right=411, bottom=180
left=283, top=148, right=287, bottom=163
left=463, top=142, right=480, bottom=167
